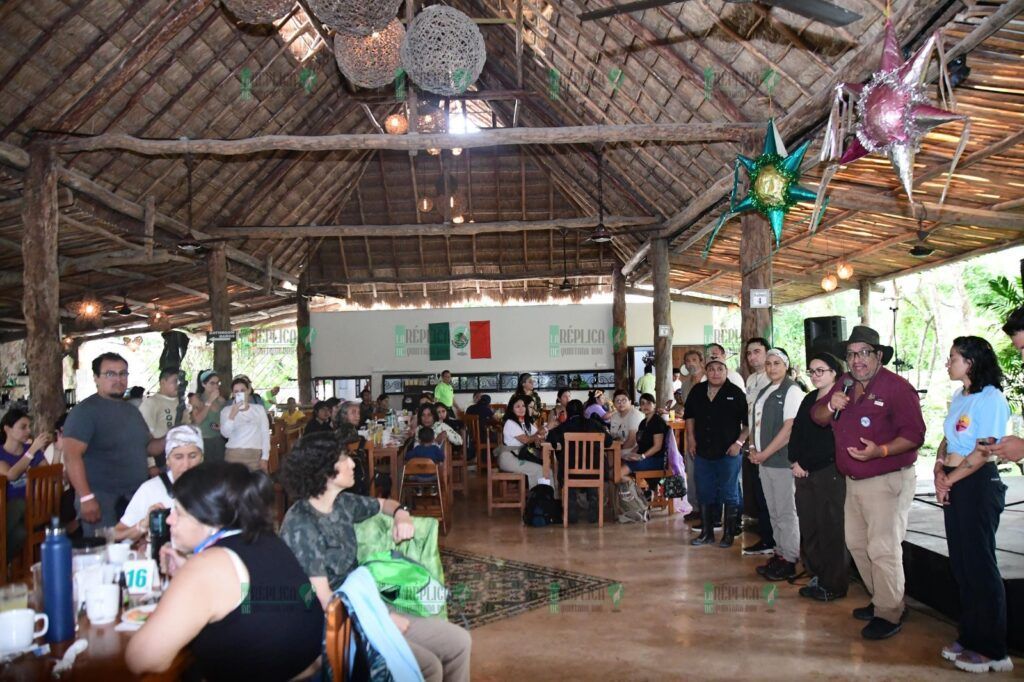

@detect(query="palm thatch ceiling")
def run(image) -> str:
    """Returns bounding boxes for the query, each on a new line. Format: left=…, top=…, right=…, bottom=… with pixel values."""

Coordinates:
left=0, top=0, right=1021, bottom=342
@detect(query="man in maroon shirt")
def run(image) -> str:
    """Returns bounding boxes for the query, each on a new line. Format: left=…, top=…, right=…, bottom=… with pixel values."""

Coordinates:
left=811, top=326, right=925, bottom=641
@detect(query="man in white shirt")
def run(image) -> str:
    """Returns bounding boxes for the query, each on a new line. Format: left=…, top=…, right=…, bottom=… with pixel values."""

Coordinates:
left=671, top=368, right=683, bottom=394
left=608, top=389, right=643, bottom=456
left=706, top=343, right=745, bottom=391
left=741, top=337, right=775, bottom=555
left=138, top=368, right=187, bottom=473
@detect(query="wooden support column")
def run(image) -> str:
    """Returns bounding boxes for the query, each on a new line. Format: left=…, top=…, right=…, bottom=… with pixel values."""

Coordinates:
left=740, top=211, right=772, bottom=364
left=207, top=243, right=232, bottom=393
left=859, top=280, right=871, bottom=326
left=612, top=264, right=628, bottom=392
left=651, top=238, right=672, bottom=407
left=21, top=142, right=65, bottom=431
left=296, top=272, right=312, bottom=405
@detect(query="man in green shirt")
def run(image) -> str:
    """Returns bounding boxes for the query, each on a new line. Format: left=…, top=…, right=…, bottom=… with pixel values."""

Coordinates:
left=636, top=362, right=656, bottom=398
left=433, top=370, right=461, bottom=414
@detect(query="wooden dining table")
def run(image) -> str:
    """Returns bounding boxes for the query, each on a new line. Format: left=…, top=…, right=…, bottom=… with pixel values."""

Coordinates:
left=1, top=607, right=191, bottom=681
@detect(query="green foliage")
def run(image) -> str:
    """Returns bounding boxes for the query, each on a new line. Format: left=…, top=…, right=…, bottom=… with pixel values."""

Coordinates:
left=969, top=273, right=1024, bottom=413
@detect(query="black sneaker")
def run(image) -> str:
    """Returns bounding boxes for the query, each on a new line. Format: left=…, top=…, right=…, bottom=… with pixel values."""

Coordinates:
left=756, top=556, right=782, bottom=576
left=861, top=617, right=902, bottom=640
left=764, top=559, right=796, bottom=581
left=799, top=584, right=847, bottom=602
left=852, top=603, right=874, bottom=621
left=742, top=540, right=776, bottom=556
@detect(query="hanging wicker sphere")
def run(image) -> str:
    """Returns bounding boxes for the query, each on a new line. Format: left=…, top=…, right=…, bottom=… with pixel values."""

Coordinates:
left=220, top=0, right=294, bottom=24
left=333, top=19, right=404, bottom=89
left=400, top=6, right=486, bottom=96
left=384, top=113, right=408, bottom=135
left=306, top=0, right=403, bottom=35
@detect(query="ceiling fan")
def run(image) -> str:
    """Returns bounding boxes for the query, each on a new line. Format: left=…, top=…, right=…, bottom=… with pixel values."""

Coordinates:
left=579, top=0, right=862, bottom=28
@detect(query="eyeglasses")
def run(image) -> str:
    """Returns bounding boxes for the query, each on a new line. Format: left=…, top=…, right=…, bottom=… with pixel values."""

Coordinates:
left=845, top=349, right=878, bottom=361
left=807, top=368, right=835, bottom=377
left=100, top=370, right=129, bottom=379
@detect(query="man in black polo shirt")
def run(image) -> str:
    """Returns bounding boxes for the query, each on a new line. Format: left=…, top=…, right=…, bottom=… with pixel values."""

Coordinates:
left=684, top=359, right=749, bottom=547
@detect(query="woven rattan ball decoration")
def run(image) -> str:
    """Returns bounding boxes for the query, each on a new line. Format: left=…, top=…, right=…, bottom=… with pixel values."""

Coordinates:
left=334, top=19, right=404, bottom=89
left=401, top=6, right=486, bottom=96
left=306, top=0, right=403, bottom=35
left=220, top=0, right=294, bottom=24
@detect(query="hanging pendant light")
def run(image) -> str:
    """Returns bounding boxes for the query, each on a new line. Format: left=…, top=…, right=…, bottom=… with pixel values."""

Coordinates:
left=836, top=260, right=854, bottom=280
left=588, top=149, right=612, bottom=243
left=559, top=228, right=573, bottom=292
left=177, top=153, right=203, bottom=255
left=384, top=113, right=408, bottom=135
left=821, top=272, right=839, bottom=292
left=418, top=196, right=434, bottom=213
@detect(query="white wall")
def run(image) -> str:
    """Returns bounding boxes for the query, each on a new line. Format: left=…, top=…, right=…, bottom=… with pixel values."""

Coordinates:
left=310, top=300, right=713, bottom=401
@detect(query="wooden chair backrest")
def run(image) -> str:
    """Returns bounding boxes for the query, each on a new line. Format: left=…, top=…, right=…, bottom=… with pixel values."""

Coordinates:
left=403, top=458, right=440, bottom=478
left=0, top=475, right=7, bottom=586
left=25, top=465, right=63, bottom=563
left=462, top=413, right=480, bottom=444
left=563, top=433, right=605, bottom=476
left=326, top=597, right=353, bottom=682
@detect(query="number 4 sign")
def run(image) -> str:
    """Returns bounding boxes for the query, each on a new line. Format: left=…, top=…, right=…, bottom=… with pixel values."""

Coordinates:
left=122, top=559, right=160, bottom=595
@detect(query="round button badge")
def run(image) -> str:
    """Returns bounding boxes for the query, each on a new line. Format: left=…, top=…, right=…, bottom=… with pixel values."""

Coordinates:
left=860, top=416, right=871, bottom=428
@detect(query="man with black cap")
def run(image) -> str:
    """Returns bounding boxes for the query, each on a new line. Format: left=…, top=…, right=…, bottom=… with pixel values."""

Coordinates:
left=811, top=326, right=925, bottom=640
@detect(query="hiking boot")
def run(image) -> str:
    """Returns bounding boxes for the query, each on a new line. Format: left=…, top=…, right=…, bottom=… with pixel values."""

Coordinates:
left=690, top=506, right=717, bottom=546
left=954, top=650, right=1014, bottom=673
left=764, top=559, right=796, bottom=581
left=861, top=617, right=901, bottom=640
left=742, top=540, right=775, bottom=556
left=718, top=505, right=740, bottom=548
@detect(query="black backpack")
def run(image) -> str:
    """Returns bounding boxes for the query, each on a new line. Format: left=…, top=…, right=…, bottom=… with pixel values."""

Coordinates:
left=523, top=484, right=562, bottom=527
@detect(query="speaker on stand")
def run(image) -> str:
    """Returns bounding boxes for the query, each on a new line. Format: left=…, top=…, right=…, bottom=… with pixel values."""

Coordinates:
left=803, top=316, right=847, bottom=367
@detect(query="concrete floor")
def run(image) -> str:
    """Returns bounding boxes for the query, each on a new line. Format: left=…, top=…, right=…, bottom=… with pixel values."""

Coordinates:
left=441, top=472, right=1022, bottom=681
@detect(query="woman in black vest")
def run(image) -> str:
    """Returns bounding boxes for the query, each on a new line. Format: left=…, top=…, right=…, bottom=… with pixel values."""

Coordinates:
left=126, top=463, right=323, bottom=681
left=789, top=350, right=848, bottom=601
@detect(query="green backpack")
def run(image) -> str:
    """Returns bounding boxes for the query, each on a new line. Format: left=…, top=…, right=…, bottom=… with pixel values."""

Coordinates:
left=362, top=549, right=448, bottom=618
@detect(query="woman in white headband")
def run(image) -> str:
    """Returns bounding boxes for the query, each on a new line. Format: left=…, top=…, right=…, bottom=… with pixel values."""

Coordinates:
left=115, top=425, right=204, bottom=541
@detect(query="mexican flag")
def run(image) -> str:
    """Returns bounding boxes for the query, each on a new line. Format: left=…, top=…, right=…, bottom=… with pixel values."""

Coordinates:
left=428, top=321, right=491, bottom=361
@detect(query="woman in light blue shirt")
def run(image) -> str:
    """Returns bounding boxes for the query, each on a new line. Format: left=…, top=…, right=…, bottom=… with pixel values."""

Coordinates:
left=933, top=336, right=1012, bottom=673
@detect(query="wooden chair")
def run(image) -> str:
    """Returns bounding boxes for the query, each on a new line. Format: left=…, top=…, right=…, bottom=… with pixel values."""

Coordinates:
left=485, top=426, right=526, bottom=516
left=326, top=597, right=354, bottom=682
left=449, top=428, right=468, bottom=496
left=562, top=433, right=606, bottom=528
left=400, top=459, right=447, bottom=535
left=0, top=475, right=7, bottom=586
left=461, top=413, right=491, bottom=464
left=23, top=464, right=63, bottom=568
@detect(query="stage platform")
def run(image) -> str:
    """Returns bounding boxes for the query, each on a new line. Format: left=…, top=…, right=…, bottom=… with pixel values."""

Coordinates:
left=904, top=468, right=1024, bottom=653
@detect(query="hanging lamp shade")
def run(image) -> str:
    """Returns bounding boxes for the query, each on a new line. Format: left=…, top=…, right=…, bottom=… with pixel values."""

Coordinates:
left=820, top=273, right=839, bottom=292
left=400, top=6, right=486, bottom=96
left=306, top=0, right=403, bottom=35
left=384, top=113, right=408, bottom=135
left=333, top=19, right=404, bottom=89
left=836, top=260, right=854, bottom=280
left=220, top=0, right=294, bottom=24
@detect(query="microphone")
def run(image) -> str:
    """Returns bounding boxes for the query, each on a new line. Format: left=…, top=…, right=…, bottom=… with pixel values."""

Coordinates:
left=833, top=378, right=854, bottom=422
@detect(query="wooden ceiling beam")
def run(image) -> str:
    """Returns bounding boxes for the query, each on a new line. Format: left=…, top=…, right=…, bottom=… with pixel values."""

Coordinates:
left=314, top=266, right=610, bottom=286
left=826, top=188, right=1024, bottom=231
left=624, top=286, right=733, bottom=307
left=58, top=122, right=761, bottom=156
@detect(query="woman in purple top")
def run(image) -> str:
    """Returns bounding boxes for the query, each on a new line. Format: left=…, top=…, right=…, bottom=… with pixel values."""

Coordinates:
left=583, top=389, right=611, bottom=422
left=1, top=408, right=52, bottom=561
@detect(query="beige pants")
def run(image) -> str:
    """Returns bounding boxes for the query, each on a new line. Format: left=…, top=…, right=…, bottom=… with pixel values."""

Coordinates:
left=405, top=614, right=472, bottom=682
left=225, top=447, right=263, bottom=472
left=844, top=466, right=916, bottom=623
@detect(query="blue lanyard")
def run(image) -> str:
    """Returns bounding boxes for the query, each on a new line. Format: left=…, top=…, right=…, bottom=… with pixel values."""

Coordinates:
left=193, top=529, right=242, bottom=555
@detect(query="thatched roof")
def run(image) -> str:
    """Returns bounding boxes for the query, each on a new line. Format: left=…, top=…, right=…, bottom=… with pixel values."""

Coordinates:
left=0, top=0, right=1021, bottom=340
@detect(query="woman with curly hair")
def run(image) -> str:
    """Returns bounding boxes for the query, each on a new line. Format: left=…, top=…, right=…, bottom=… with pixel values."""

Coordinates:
left=933, top=336, right=1013, bottom=673
left=280, top=433, right=471, bottom=681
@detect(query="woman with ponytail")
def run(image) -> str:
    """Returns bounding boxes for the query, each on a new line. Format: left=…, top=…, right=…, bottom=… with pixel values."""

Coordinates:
left=126, top=462, right=323, bottom=680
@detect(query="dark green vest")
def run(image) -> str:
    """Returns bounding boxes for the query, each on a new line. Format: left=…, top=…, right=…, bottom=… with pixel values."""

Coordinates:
left=755, top=377, right=799, bottom=468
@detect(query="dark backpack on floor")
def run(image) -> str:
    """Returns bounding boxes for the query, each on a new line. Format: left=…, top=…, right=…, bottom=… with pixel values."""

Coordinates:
left=523, top=484, right=562, bottom=527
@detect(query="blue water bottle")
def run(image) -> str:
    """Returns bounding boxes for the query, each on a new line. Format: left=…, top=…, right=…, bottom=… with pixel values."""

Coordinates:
left=41, top=516, right=74, bottom=643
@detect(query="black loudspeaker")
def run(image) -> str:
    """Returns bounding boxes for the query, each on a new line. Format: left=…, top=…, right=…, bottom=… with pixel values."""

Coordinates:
left=803, top=316, right=847, bottom=367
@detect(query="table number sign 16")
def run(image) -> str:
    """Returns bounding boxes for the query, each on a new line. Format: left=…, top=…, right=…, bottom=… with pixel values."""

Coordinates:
left=122, top=560, right=160, bottom=595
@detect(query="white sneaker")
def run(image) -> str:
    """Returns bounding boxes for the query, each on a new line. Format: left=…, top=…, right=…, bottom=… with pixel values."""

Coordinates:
left=954, top=651, right=1014, bottom=674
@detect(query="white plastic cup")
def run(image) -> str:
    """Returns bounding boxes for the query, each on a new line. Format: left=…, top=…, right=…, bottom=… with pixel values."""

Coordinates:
left=105, top=542, right=137, bottom=564
left=0, top=608, right=48, bottom=652
left=84, top=584, right=119, bottom=625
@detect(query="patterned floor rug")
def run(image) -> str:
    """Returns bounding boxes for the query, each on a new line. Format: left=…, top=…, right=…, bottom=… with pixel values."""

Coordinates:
left=440, top=547, right=617, bottom=630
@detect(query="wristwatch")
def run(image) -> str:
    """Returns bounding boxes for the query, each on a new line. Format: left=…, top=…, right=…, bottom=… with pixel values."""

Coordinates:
left=396, top=504, right=412, bottom=515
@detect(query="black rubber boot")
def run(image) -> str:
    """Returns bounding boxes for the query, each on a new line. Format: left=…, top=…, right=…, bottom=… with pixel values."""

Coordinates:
left=719, top=505, right=740, bottom=548
left=690, top=506, right=717, bottom=546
